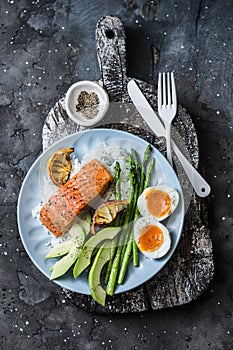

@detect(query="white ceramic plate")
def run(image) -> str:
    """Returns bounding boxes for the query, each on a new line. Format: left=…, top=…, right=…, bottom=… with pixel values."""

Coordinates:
left=17, top=129, right=184, bottom=294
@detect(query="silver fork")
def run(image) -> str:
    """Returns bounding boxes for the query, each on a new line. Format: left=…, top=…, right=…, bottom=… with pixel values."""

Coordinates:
left=158, top=72, right=177, bottom=166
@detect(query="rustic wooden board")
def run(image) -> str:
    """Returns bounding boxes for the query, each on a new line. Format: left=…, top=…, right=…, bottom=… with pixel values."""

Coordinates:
left=42, top=16, right=214, bottom=313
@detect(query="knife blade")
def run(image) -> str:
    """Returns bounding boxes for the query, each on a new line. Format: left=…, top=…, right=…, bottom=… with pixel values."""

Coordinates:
left=127, top=79, right=211, bottom=198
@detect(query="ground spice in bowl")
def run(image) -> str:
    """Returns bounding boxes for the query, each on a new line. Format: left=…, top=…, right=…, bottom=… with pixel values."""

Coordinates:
left=76, top=91, right=100, bottom=119
left=65, top=80, right=109, bottom=126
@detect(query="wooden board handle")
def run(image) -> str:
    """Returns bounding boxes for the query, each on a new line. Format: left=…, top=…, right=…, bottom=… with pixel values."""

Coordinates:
left=96, top=16, right=127, bottom=101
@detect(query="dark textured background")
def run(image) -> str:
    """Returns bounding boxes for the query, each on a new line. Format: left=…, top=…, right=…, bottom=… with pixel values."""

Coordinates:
left=1, top=0, right=233, bottom=349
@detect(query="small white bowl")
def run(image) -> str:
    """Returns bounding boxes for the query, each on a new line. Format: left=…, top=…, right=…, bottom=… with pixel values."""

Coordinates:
left=65, top=80, right=109, bottom=126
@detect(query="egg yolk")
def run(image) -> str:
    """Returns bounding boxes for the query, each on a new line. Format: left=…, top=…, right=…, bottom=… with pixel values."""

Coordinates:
left=138, top=224, right=164, bottom=252
left=146, top=189, right=171, bottom=218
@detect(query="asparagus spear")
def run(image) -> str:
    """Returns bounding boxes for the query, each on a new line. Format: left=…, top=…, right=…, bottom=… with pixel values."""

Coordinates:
left=115, top=161, right=121, bottom=200
left=111, top=161, right=122, bottom=255
left=107, top=148, right=156, bottom=291
left=106, top=154, right=136, bottom=295
left=118, top=235, right=133, bottom=284
left=132, top=157, right=155, bottom=266
left=132, top=145, right=152, bottom=266
left=138, top=144, right=152, bottom=196
left=144, top=157, right=155, bottom=190
left=126, top=148, right=141, bottom=267
left=118, top=149, right=141, bottom=281
left=119, top=152, right=138, bottom=263
left=104, top=162, right=122, bottom=285
left=118, top=184, right=139, bottom=283
left=106, top=208, right=132, bottom=295
left=131, top=148, right=141, bottom=179
left=119, top=147, right=155, bottom=281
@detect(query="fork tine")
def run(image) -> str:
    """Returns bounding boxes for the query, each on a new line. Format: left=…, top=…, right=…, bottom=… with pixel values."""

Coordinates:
left=171, top=72, right=177, bottom=108
left=162, top=72, right=166, bottom=105
left=157, top=71, right=177, bottom=166
left=167, top=72, right=171, bottom=105
left=158, top=72, right=162, bottom=107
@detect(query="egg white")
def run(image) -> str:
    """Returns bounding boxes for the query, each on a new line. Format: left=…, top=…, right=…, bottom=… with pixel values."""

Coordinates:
left=137, top=185, right=179, bottom=221
left=134, top=216, right=171, bottom=259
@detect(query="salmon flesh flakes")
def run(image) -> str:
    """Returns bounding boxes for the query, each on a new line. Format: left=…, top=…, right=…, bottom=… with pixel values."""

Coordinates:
left=40, top=159, right=113, bottom=237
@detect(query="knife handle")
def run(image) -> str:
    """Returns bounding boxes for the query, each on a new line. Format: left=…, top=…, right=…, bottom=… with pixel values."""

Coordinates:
left=171, top=140, right=211, bottom=197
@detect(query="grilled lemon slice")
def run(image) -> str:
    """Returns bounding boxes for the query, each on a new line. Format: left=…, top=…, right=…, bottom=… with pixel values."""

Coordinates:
left=91, top=200, right=128, bottom=234
left=47, top=148, right=74, bottom=187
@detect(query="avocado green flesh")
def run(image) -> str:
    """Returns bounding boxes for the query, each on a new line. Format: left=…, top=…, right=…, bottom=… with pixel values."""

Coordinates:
left=73, top=227, right=121, bottom=279
left=77, top=212, right=91, bottom=235
left=50, top=244, right=82, bottom=280
left=88, top=243, right=111, bottom=306
left=46, top=241, right=72, bottom=258
left=46, top=223, right=85, bottom=260
left=68, top=223, right=85, bottom=245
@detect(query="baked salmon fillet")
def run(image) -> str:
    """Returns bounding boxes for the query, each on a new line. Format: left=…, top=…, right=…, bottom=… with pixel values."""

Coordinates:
left=40, top=159, right=113, bottom=237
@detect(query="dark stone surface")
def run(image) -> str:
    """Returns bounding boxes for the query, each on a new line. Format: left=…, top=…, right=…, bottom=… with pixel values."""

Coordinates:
left=1, top=0, right=232, bottom=349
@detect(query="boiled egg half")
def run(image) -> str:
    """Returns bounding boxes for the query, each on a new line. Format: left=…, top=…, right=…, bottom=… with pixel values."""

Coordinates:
left=137, top=185, right=179, bottom=221
left=134, top=216, right=171, bottom=259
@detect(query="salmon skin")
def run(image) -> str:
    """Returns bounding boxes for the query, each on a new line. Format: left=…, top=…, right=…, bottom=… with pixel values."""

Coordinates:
left=40, top=159, right=113, bottom=237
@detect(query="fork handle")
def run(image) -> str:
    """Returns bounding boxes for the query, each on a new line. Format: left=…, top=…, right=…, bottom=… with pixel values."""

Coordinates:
left=165, top=122, right=173, bottom=166
left=171, top=140, right=211, bottom=197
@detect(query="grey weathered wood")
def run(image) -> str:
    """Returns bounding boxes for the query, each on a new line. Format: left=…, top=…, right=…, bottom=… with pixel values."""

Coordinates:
left=42, top=16, right=214, bottom=313
left=96, top=16, right=127, bottom=102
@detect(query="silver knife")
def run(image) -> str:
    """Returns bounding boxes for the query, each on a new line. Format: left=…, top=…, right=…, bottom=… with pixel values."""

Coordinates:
left=127, top=79, right=211, bottom=198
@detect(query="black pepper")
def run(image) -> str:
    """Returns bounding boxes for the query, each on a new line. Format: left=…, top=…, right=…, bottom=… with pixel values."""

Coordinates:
left=76, top=91, right=100, bottom=119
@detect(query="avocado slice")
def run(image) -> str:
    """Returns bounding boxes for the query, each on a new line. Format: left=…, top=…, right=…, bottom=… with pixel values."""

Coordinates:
left=46, top=223, right=85, bottom=260
left=88, top=241, right=111, bottom=306
left=48, top=224, right=85, bottom=280
left=77, top=212, right=91, bottom=235
left=68, top=223, right=85, bottom=245
left=50, top=241, right=82, bottom=280
left=73, top=226, right=121, bottom=279
left=46, top=241, right=72, bottom=259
